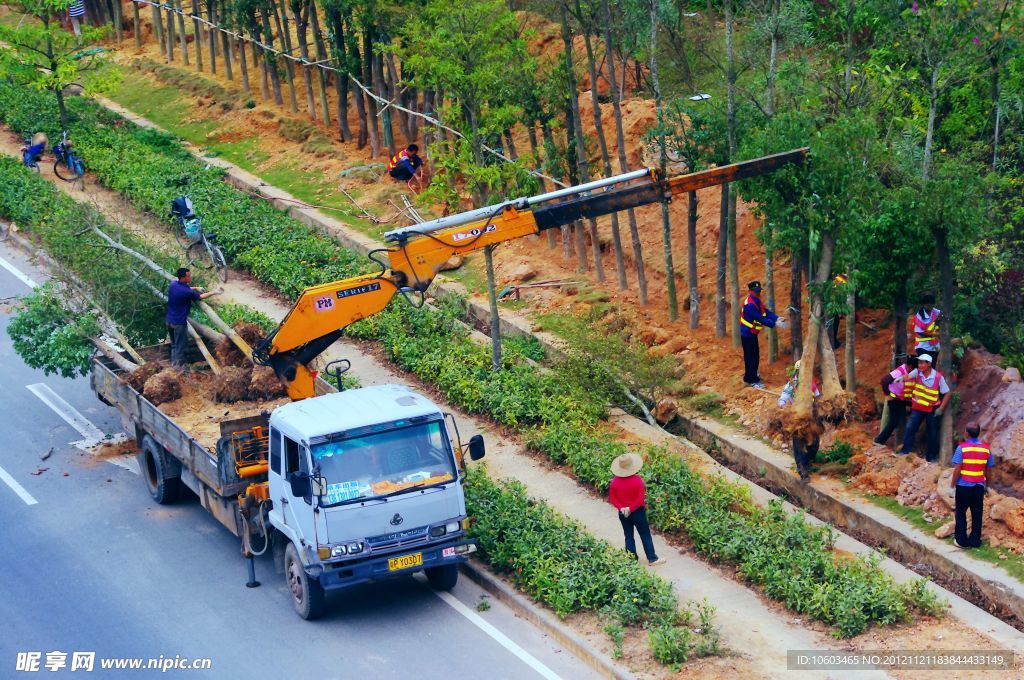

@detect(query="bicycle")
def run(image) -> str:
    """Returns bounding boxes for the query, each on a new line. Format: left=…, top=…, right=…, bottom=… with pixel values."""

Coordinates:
left=53, top=130, right=84, bottom=182
left=171, top=196, right=228, bottom=283
left=19, top=134, right=44, bottom=172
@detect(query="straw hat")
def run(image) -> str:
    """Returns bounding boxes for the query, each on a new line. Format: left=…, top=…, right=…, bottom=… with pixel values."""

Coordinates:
left=611, top=452, right=643, bottom=478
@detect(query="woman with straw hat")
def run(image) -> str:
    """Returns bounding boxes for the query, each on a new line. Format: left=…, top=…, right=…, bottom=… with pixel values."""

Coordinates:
left=608, top=453, right=665, bottom=566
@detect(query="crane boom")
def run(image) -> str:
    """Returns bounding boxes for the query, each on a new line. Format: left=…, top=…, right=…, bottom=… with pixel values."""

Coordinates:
left=254, top=148, right=809, bottom=400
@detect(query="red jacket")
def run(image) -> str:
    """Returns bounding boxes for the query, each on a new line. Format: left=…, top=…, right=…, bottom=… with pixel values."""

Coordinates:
left=608, top=475, right=646, bottom=513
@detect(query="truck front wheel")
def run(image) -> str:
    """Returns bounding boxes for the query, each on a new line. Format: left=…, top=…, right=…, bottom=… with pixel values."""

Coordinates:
left=285, top=543, right=325, bottom=620
left=426, top=564, right=459, bottom=591
left=140, top=435, right=181, bottom=505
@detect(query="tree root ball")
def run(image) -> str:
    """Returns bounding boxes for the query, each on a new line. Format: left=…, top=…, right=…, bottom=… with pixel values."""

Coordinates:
left=214, top=366, right=252, bottom=403
left=214, top=322, right=265, bottom=368
left=769, top=408, right=825, bottom=445
left=249, top=365, right=285, bottom=400
left=143, top=368, right=182, bottom=405
left=124, top=360, right=168, bottom=392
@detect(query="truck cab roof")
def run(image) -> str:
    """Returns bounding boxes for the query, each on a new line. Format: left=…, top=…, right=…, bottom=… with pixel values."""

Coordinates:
left=269, top=384, right=443, bottom=443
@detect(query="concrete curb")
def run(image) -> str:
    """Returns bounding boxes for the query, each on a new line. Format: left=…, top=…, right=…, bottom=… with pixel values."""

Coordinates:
left=460, top=559, right=637, bottom=680
left=77, top=97, right=1024, bottom=643
left=676, top=412, right=1024, bottom=628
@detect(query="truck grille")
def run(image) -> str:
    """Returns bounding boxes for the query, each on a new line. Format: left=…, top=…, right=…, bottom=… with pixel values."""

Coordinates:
left=367, top=525, right=428, bottom=552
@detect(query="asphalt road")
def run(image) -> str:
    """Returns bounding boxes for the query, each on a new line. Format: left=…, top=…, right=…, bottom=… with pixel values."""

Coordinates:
left=0, top=238, right=597, bottom=680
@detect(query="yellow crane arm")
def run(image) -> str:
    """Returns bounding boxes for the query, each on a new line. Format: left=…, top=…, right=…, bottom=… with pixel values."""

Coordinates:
left=255, top=148, right=809, bottom=400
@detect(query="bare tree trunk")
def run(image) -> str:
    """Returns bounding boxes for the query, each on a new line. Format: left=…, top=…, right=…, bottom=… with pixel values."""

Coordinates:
left=193, top=10, right=203, bottom=71
left=765, top=0, right=779, bottom=117
left=790, top=253, right=803, bottom=361
left=578, top=6, right=625, bottom=289
left=650, top=0, right=676, bottom=320
left=484, top=246, right=502, bottom=370
left=133, top=0, right=141, bottom=48
left=601, top=1, right=646, bottom=304
left=273, top=0, right=299, bottom=112
left=715, top=183, right=728, bottom=337
left=175, top=0, right=188, bottom=66
left=794, top=233, right=836, bottom=418
left=819, top=321, right=843, bottom=399
left=219, top=3, right=233, bottom=80
left=893, top=281, right=907, bottom=360
left=374, top=53, right=396, bottom=156
left=293, top=0, right=316, bottom=120
left=561, top=3, right=592, bottom=274
left=766, top=245, right=778, bottom=362
left=687, top=190, right=699, bottom=328
left=309, top=2, right=332, bottom=125
left=845, top=269, right=856, bottom=390
left=725, top=0, right=740, bottom=347
left=935, top=227, right=955, bottom=464
left=238, top=36, right=251, bottom=93
left=151, top=4, right=164, bottom=52
left=207, top=0, right=217, bottom=73
left=165, top=0, right=174, bottom=62
left=112, top=0, right=122, bottom=44
left=260, top=9, right=283, bottom=105
left=363, top=30, right=381, bottom=158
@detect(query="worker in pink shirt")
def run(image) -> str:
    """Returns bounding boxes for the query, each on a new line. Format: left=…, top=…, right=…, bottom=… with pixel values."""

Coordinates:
left=608, top=453, right=665, bottom=566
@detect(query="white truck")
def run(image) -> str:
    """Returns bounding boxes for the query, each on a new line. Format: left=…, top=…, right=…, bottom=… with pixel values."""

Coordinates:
left=92, top=345, right=484, bottom=620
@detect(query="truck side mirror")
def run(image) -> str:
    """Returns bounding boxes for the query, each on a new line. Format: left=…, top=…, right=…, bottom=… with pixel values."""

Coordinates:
left=468, top=435, right=485, bottom=461
left=288, top=472, right=312, bottom=498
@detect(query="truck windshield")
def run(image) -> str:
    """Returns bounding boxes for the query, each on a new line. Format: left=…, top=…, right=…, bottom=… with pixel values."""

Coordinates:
left=311, top=420, right=456, bottom=506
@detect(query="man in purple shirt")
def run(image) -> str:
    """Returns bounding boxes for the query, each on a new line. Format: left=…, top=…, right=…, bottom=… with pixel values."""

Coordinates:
left=167, top=268, right=218, bottom=368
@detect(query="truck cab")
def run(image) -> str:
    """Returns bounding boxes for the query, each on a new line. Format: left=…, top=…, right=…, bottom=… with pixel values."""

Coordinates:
left=267, top=384, right=483, bottom=619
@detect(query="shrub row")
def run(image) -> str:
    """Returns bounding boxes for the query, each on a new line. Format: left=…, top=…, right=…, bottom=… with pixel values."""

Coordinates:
left=0, top=84, right=366, bottom=299
left=0, top=80, right=942, bottom=637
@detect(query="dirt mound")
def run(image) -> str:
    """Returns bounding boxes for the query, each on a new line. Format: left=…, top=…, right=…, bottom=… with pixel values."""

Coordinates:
left=143, top=368, right=182, bottom=404
left=124, top=360, right=168, bottom=391
left=249, top=365, right=285, bottom=400
left=214, top=366, right=252, bottom=403
left=850, top=446, right=924, bottom=496
left=956, top=348, right=1024, bottom=478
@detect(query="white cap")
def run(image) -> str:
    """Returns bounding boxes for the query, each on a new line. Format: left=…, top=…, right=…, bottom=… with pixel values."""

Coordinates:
left=918, top=353, right=933, bottom=364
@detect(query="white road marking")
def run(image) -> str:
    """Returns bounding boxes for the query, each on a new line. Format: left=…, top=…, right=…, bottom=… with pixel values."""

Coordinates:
left=432, top=588, right=563, bottom=680
left=0, top=254, right=38, bottom=289
left=0, top=463, right=38, bottom=505
left=26, top=383, right=138, bottom=474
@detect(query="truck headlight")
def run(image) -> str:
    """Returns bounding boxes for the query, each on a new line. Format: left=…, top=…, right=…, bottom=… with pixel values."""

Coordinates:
left=347, top=542, right=364, bottom=554
left=430, top=525, right=446, bottom=537
left=445, top=521, right=460, bottom=534
left=331, top=545, right=347, bottom=557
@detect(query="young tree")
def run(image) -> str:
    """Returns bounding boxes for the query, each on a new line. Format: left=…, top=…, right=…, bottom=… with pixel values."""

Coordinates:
left=0, top=0, right=116, bottom=128
left=400, top=0, right=536, bottom=369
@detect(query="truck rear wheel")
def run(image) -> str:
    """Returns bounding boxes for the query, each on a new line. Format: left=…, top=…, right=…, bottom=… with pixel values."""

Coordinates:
left=285, top=543, right=325, bottom=620
left=140, top=435, right=181, bottom=505
left=426, top=564, right=459, bottom=591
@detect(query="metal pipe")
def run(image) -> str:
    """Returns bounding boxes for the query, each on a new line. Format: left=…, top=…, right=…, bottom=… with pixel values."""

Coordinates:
left=383, top=168, right=653, bottom=241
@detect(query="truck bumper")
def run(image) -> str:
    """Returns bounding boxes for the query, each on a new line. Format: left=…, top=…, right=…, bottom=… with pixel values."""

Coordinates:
left=315, top=539, right=477, bottom=591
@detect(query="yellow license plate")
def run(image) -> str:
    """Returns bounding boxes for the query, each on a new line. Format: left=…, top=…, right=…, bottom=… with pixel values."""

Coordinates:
left=388, top=552, right=423, bottom=571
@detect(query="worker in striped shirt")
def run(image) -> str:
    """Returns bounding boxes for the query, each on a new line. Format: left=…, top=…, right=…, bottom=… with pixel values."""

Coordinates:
left=949, top=422, right=995, bottom=549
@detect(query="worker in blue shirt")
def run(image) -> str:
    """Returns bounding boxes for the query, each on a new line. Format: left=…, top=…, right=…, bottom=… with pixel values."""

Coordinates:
left=949, top=422, right=995, bottom=549
left=740, top=281, right=785, bottom=388
left=167, top=267, right=219, bottom=369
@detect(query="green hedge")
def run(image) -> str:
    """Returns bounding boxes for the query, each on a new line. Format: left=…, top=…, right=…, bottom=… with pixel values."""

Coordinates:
left=0, top=79, right=942, bottom=638
left=0, top=84, right=366, bottom=300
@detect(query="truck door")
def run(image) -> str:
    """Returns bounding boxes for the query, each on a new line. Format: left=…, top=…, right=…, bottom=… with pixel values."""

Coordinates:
left=282, top=434, right=317, bottom=548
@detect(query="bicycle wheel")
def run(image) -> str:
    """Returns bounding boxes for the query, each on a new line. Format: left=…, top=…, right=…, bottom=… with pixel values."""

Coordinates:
left=211, top=246, right=228, bottom=283
left=174, top=220, right=193, bottom=249
left=53, top=158, right=73, bottom=182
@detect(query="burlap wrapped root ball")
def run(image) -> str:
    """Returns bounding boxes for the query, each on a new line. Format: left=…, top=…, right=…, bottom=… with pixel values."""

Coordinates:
left=214, top=365, right=252, bottom=403
left=143, top=368, right=182, bottom=405
left=249, top=365, right=285, bottom=400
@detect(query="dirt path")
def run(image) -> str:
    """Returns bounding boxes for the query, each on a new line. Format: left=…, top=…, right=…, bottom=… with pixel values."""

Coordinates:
left=7, top=124, right=1023, bottom=677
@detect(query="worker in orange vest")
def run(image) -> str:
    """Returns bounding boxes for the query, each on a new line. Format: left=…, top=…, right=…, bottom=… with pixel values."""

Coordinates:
left=913, top=293, right=941, bottom=358
left=387, top=144, right=423, bottom=182
left=895, top=353, right=951, bottom=462
left=949, top=422, right=994, bottom=548
left=874, top=354, right=917, bottom=446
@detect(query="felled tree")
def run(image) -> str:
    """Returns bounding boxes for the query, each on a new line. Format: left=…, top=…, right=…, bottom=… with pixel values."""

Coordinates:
left=0, top=0, right=117, bottom=128
left=7, top=284, right=135, bottom=378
